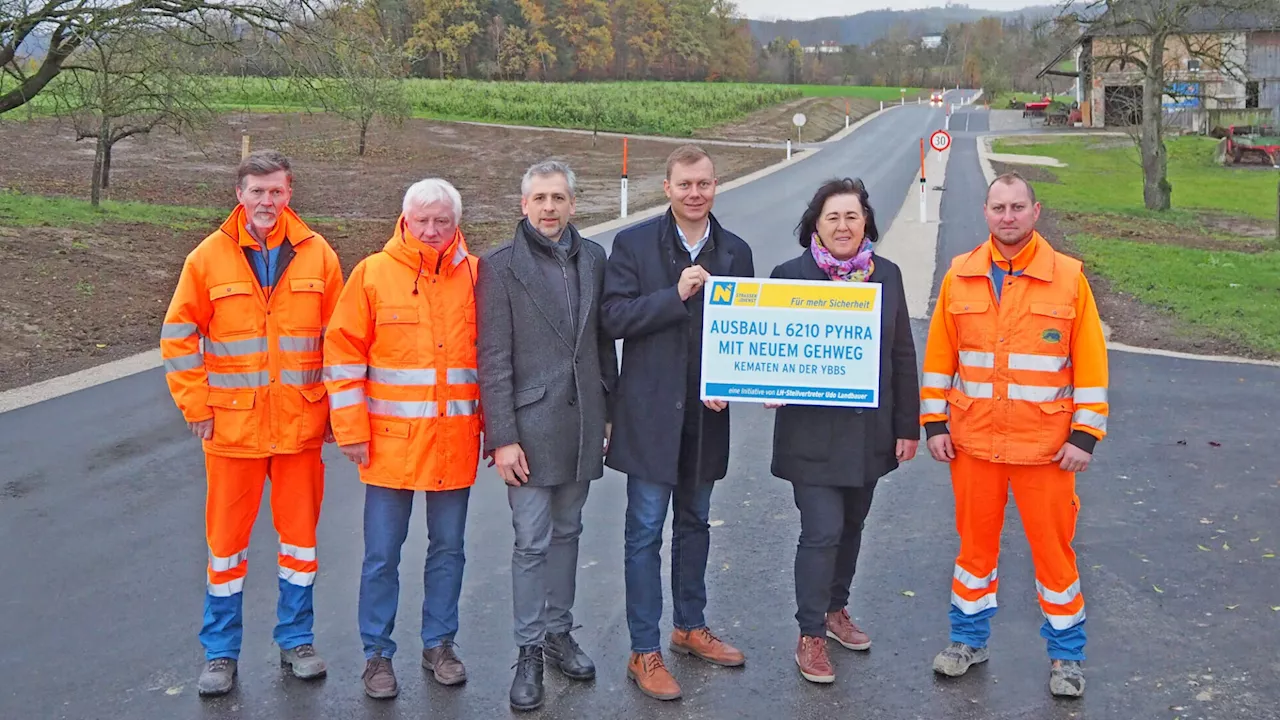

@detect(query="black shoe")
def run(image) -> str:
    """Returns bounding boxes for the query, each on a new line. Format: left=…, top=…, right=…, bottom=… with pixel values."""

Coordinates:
left=546, top=629, right=596, bottom=680
left=198, top=658, right=237, bottom=697
left=509, top=644, right=545, bottom=712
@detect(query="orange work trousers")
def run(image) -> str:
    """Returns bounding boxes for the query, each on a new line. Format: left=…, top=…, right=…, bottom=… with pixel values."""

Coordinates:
left=205, top=449, right=325, bottom=597
left=948, top=450, right=1086, bottom=660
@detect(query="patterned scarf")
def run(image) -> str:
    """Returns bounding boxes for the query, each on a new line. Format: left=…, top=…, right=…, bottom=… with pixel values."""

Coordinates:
left=810, top=232, right=875, bottom=282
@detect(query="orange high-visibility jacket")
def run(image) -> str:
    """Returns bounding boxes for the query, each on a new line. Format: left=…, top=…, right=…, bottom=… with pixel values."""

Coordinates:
left=322, top=219, right=482, bottom=492
left=161, top=206, right=344, bottom=458
left=920, top=233, right=1109, bottom=464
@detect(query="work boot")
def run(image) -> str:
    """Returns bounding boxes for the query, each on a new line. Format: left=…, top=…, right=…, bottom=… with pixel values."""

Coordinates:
left=546, top=630, right=596, bottom=680
left=670, top=627, right=746, bottom=667
left=795, top=635, right=836, bottom=684
left=1049, top=660, right=1086, bottom=697
left=423, top=642, right=467, bottom=686
left=932, top=641, right=990, bottom=677
left=627, top=651, right=682, bottom=701
left=362, top=653, right=398, bottom=699
left=280, top=643, right=327, bottom=680
left=826, top=608, right=872, bottom=651
left=509, top=644, right=545, bottom=712
left=198, top=658, right=237, bottom=697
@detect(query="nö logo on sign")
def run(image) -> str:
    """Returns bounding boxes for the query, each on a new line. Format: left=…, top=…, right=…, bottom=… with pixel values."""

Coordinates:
left=709, top=282, right=736, bottom=305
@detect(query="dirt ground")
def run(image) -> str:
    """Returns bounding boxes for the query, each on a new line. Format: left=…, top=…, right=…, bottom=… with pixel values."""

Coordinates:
left=0, top=112, right=783, bottom=391
left=695, top=96, right=880, bottom=144
left=993, top=161, right=1277, bottom=360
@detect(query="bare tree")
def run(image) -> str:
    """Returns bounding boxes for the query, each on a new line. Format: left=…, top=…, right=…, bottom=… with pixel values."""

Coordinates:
left=0, top=0, right=307, bottom=115
left=1063, top=0, right=1280, bottom=211
left=48, top=29, right=213, bottom=207
left=289, top=11, right=410, bottom=156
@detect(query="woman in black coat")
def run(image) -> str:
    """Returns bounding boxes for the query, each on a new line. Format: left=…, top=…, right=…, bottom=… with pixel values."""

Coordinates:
left=767, top=177, right=921, bottom=685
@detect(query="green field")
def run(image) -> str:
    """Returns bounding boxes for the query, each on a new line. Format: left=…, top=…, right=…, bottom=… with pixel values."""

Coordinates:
left=209, top=78, right=921, bottom=135
left=992, top=135, right=1280, bottom=355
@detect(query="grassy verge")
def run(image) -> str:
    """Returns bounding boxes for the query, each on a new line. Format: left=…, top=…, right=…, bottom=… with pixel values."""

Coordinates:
left=990, top=136, right=1280, bottom=356
left=993, top=136, right=1280, bottom=222
left=789, top=84, right=925, bottom=101
left=0, top=190, right=223, bottom=229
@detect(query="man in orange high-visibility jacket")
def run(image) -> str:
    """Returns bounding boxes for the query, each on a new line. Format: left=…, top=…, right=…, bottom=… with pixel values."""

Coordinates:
left=160, top=150, right=344, bottom=697
left=920, top=172, right=1108, bottom=699
left=323, top=178, right=481, bottom=701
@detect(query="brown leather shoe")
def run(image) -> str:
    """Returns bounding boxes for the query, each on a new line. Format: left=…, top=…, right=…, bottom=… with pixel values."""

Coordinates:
left=826, top=608, right=872, bottom=651
left=670, top=627, right=746, bottom=667
left=627, top=652, right=682, bottom=700
left=362, top=654, right=398, bottom=699
left=795, top=635, right=835, bottom=684
left=422, top=642, right=467, bottom=686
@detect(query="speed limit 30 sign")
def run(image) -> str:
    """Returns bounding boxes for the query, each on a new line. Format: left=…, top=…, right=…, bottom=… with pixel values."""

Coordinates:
left=929, top=130, right=951, bottom=152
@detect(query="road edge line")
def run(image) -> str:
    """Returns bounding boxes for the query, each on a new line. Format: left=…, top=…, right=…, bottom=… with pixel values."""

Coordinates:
left=0, top=350, right=163, bottom=415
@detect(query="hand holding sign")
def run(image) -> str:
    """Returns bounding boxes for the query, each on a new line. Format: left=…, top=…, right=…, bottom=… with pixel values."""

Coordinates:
left=678, top=265, right=710, bottom=301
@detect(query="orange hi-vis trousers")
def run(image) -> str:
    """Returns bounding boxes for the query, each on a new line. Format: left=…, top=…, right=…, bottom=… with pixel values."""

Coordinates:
left=201, top=449, right=324, bottom=660
left=948, top=451, right=1086, bottom=661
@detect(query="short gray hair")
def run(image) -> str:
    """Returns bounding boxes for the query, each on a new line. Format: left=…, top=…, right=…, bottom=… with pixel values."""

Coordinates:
left=521, top=160, right=576, bottom=199
left=237, top=149, right=292, bottom=189
left=403, top=178, right=462, bottom=222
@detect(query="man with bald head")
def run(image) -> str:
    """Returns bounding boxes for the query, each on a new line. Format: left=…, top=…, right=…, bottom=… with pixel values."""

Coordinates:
left=919, top=172, right=1109, bottom=698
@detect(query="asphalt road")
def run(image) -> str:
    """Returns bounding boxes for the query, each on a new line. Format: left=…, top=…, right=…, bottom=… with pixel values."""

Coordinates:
left=4, top=93, right=1280, bottom=720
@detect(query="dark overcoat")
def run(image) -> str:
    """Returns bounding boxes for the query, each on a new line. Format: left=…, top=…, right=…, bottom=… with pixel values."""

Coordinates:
left=600, top=209, right=755, bottom=486
left=769, top=250, right=921, bottom=487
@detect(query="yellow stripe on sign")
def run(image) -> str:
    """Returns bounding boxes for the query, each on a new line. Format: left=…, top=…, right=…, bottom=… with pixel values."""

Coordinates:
left=728, top=283, right=760, bottom=306
left=756, top=283, right=878, bottom=311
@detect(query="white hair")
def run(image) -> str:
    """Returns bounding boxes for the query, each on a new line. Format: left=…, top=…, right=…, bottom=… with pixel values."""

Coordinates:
left=402, top=178, right=462, bottom=222
left=521, top=160, right=577, bottom=199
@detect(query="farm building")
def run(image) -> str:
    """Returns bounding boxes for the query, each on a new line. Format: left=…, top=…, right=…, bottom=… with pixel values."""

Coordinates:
left=1038, top=11, right=1280, bottom=131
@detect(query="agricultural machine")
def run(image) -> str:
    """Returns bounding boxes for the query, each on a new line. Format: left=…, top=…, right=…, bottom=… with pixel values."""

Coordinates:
left=1222, top=125, right=1280, bottom=166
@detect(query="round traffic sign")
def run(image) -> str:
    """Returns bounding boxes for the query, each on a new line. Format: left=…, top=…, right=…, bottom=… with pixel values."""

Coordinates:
left=930, top=130, right=952, bottom=152
left=793, top=113, right=807, bottom=127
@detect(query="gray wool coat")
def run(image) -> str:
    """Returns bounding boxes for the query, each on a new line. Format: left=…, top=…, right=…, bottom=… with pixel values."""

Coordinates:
left=476, top=222, right=618, bottom=486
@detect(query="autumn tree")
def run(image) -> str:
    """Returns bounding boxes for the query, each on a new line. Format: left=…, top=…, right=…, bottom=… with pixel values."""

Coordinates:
left=410, top=0, right=484, bottom=77
left=1064, top=0, right=1280, bottom=211
left=553, top=0, right=614, bottom=76
left=49, top=29, right=213, bottom=207
left=611, top=0, right=668, bottom=78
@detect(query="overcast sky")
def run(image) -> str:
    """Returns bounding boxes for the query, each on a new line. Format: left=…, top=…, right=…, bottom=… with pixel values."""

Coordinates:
left=737, top=1, right=1035, bottom=20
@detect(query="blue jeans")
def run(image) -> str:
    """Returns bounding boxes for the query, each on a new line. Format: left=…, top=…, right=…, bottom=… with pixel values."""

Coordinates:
left=359, top=485, right=470, bottom=659
left=624, top=476, right=715, bottom=653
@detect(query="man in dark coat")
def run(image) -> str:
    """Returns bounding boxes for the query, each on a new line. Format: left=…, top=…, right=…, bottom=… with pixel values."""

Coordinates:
left=600, top=145, right=754, bottom=702
left=477, top=160, right=617, bottom=712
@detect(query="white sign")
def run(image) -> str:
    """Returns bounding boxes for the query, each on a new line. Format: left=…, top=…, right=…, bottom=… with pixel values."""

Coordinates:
left=930, top=129, right=952, bottom=152
left=793, top=113, right=807, bottom=127
left=700, top=277, right=883, bottom=407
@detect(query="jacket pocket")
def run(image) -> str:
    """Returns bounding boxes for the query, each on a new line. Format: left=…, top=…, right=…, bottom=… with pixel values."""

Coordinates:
left=374, top=306, right=420, bottom=365
left=286, top=277, right=326, bottom=332
left=297, top=384, right=329, bottom=445
left=1029, top=303, right=1075, bottom=350
left=514, top=385, right=546, bottom=410
left=369, top=418, right=412, bottom=485
left=1037, top=398, right=1074, bottom=456
left=207, top=388, right=259, bottom=450
left=208, top=281, right=260, bottom=338
left=947, top=299, right=991, bottom=349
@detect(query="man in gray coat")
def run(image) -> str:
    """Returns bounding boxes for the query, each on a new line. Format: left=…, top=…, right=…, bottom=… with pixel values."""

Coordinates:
left=476, top=160, right=617, bottom=712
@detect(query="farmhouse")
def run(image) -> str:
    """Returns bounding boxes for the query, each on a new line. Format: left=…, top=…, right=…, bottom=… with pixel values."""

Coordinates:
left=1038, top=10, right=1280, bottom=130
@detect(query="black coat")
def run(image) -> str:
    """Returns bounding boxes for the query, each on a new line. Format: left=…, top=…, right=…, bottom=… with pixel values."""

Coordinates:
left=601, top=210, right=755, bottom=486
left=768, top=250, right=920, bottom=487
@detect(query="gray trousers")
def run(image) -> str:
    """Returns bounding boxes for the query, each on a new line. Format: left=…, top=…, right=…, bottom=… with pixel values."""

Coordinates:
left=509, top=480, right=591, bottom=647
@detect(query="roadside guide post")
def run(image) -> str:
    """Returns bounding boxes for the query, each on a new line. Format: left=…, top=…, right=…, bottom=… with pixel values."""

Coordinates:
left=900, top=88, right=905, bottom=106
left=787, top=140, right=792, bottom=160
left=846, top=100, right=850, bottom=129
left=241, top=134, right=250, bottom=161
left=621, top=137, right=629, bottom=218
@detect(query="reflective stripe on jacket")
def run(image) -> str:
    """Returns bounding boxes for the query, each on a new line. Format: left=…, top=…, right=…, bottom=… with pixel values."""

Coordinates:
left=160, top=206, right=344, bottom=458
left=920, top=233, right=1109, bottom=464
left=322, top=218, right=481, bottom=491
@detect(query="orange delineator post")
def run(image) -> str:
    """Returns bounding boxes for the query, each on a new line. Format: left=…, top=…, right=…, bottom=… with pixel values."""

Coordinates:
left=920, top=138, right=928, bottom=223
left=621, top=137, right=629, bottom=218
